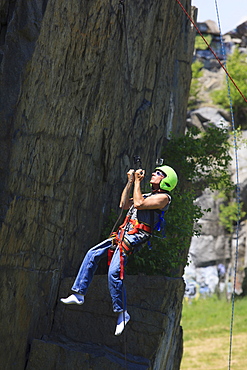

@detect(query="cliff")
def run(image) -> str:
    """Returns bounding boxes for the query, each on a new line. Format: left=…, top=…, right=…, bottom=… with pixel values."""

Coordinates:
left=0, top=0, right=195, bottom=368
left=185, top=20, right=247, bottom=299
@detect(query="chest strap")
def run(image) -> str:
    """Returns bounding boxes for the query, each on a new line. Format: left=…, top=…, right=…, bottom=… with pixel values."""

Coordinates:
left=127, top=219, right=152, bottom=234
left=118, top=215, right=151, bottom=234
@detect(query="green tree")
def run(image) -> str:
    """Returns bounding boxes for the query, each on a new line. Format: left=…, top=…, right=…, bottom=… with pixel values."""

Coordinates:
left=194, top=34, right=212, bottom=50
left=211, top=47, right=247, bottom=127
left=188, top=60, right=204, bottom=109
left=126, top=125, right=233, bottom=277
left=219, top=200, right=245, bottom=233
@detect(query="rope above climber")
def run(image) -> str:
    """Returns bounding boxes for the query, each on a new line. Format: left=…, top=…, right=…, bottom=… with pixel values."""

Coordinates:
left=60, top=163, right=178, bottom=336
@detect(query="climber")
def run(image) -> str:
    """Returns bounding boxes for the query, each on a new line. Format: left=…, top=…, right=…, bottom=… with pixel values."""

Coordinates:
left=60, top=165, right=178, bottom=336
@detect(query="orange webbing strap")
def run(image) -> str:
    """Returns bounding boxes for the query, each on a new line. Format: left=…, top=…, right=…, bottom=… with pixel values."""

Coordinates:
left=119, top=243, right=125, bottom=280
left=127, top=219, right=151, bottom=235
left=110, top=215, right=151, bottom=279
left=108, top=215, right=130, bottom=279
left=118, top=228, right=126, bottom=280
left=107, top=232, right=117, bottom=266
left=118, top=215, right=130, bottom=230
left=107, top=248, right=115, bottom=266
left=116, top=217, right=152, bottom=279
left=121, top=241, right=132, bottom=255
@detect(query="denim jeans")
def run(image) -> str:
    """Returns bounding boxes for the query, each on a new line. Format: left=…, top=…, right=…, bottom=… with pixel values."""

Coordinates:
left=71, top=238, right=127, bottom=312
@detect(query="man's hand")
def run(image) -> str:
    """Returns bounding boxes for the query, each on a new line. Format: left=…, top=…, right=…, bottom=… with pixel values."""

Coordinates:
left=127, top=169, right=135, bottom=183
left=134, top=169, right=145, bottom=182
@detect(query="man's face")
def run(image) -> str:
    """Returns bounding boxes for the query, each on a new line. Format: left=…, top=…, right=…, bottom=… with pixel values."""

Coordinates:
left=150, top=170, right=165, bottom=188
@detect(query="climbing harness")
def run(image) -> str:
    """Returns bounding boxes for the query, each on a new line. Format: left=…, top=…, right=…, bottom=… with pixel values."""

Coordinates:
left=108, top=214, right=152, bottom=278
left=175, top=0, right=247, bottom=103
left=108, top=189, right=170, bottom=276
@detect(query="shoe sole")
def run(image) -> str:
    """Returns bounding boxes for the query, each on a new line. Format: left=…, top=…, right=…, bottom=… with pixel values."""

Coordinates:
left=60, top=298, right=84, bottom=305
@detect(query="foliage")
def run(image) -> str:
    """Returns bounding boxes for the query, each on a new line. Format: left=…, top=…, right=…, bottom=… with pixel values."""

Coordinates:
left=215, top=128, right=247, bottom=233
left=229, top=126, right=247, bottom=149
left=126, top=187, right=203, bottom=276
left=211, top=47, right=247, bottom=127
left=194, top=34, right=212, bottom=50
left=219, top=201, right=245, bottom=233
left=216, top=185, right=246, bottom=233
left=126, top=125, right=233, bottom=277
left=188, top=60, right=204, bottom=109
left=167, top=125, right=232, bottom=191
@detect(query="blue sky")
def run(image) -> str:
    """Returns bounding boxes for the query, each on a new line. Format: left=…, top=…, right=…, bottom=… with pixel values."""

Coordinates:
left=191, top=0, right=247, bottom=34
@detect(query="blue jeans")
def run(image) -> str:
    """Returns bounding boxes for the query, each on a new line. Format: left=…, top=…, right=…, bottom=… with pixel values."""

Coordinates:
left=72, top=238, right=127, bottom=312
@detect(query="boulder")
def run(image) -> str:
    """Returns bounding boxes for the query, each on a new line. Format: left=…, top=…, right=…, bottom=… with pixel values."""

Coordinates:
left=192, top=106, right=230, bottom=129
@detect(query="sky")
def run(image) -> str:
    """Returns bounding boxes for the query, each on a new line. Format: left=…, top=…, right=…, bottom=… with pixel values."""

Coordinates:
left=191, top=0, right=247, bottom=34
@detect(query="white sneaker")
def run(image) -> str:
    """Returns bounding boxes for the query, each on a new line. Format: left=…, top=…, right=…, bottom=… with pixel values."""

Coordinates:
left=60, top=293, right=84, bottom=305
left=115, top=311, right=130, bottom=336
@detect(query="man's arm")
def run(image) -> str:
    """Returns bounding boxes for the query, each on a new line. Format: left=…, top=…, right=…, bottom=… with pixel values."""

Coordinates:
left=119, top=169, right=135, bottom=209
left=133, top=169, right=169, bottom=210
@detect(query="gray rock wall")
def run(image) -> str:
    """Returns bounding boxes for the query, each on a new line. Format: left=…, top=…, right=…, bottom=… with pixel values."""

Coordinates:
left=185, top=108, right=247, bottom=297
left=29, top=275, right=183, bottom=370
left=0, top=0, right=195, bottom=368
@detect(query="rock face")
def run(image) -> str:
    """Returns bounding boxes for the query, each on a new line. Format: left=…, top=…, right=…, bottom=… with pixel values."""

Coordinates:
left=185, top=17, right=247, bottom=298
left=0, top=0, right=195, bottom=368
left=25, top=276, right=184, bottom=370
left=185, top=106, right=247, bottom=298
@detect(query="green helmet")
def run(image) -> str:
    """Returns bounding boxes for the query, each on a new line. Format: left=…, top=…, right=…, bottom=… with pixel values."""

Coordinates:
left=155, top=165, right=178, bottom=191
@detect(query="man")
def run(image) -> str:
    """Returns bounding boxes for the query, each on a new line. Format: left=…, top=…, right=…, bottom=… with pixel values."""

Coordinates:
left=61, top=165, right=178, bottom=335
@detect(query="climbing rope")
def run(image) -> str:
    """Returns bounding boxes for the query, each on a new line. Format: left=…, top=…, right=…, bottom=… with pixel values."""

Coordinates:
left=176, top=0, right=243, bottom=368
left=118, top=2, right=132, bottom=368
left=109, top=0, right=133, bottom=237
left=175, top=0, right=247, bottom=103
left=112, top=3, right=244, bottom=368
left=119, top=0, right=134, bottom=126
left=214, top=2, right=241, bottom=369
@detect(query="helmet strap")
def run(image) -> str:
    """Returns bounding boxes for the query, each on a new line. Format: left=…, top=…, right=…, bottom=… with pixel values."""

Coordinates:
left=151, top=187, right=166, bottom=194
